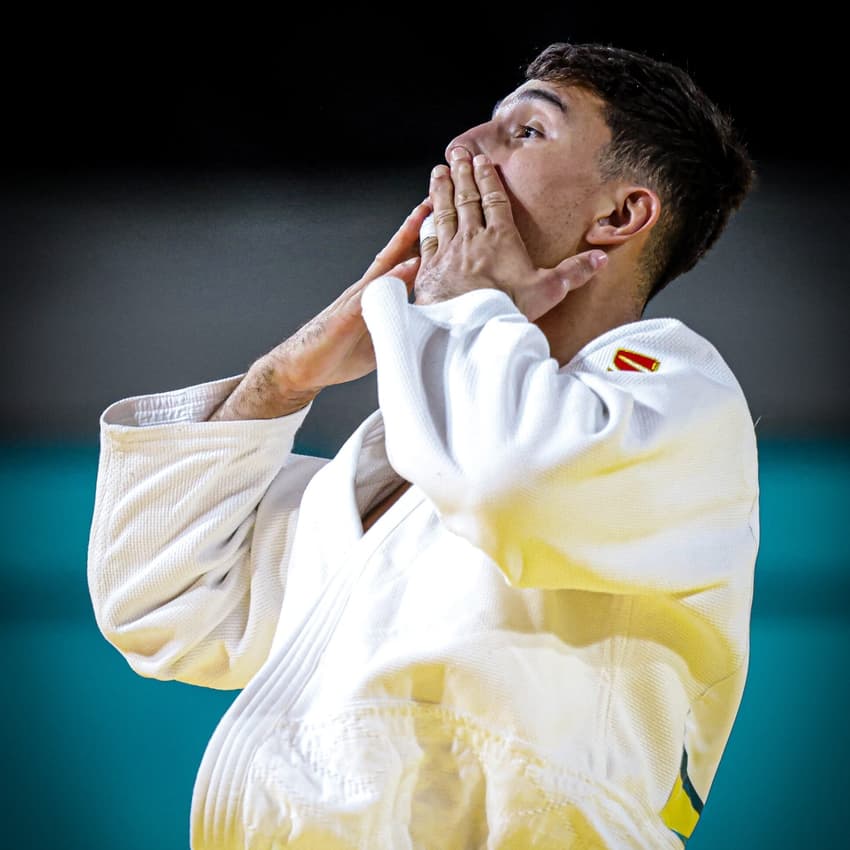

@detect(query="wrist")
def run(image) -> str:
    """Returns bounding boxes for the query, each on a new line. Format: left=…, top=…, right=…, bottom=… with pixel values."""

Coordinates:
left=207, top=357, right=321, bottom=421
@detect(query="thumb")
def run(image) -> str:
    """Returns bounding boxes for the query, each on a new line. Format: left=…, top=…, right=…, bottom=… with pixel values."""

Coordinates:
left=549, top=249, right=608, bottom=294
left=525, top=250, right=607, bottom=322
left=352, top=256, right=422, bottom=316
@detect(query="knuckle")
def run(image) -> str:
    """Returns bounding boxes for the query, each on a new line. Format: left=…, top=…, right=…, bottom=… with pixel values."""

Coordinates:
left=434, top=209, right=458, bottom=225
left=561, top=256, right=594, bottom=283
left=561, top=265, right=581, bottom=285
left=454, top=190, right=481, bottom=206
left=481, top=191, right=508, bottom=208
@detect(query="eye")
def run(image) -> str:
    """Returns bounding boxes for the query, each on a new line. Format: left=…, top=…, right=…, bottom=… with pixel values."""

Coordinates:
left=513, top=124, right=544, bottom=139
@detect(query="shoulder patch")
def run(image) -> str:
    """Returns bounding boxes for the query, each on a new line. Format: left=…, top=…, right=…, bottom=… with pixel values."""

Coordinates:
left=607, top=347, right=661, bottom=372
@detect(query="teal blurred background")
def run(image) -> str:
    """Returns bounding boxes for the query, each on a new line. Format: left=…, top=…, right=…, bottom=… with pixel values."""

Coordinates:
left=1, top=437, right=847, bottom=849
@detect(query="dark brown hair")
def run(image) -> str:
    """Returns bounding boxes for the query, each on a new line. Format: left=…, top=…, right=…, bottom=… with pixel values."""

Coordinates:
left=525, top=42, right=757, bottom=307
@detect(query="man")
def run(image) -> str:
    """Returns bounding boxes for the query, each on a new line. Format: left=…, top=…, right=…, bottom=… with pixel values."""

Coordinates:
left=87, top=42, right=759, bottom=849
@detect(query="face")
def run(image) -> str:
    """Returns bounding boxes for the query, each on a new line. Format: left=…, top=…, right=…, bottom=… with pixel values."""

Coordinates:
left=443, top=80, right=613, bottom=271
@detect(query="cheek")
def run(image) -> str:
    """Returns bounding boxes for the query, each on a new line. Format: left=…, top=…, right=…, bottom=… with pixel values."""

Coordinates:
left=496, top=158, right=548, bottom=209
left=497, top=162, right=594, bottom=266
left=492, top=160, right=551, bottom=237
left=508, top=168, right=569, bottom=237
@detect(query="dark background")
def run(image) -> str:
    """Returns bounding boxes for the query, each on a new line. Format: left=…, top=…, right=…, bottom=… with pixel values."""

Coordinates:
left=1, top=13, right=847, bottom=850
left=1, top=13, right=838, bottom=171
left=1, top=14, right=846, bottom=443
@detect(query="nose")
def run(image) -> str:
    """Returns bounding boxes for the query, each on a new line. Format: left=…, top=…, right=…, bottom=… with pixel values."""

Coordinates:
left=444, top=137, right=476, bottom=163
left=443, top=119, right=492, bottom=164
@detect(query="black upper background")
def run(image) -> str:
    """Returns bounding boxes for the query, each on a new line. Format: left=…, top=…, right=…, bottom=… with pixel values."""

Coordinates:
left=1, top=13, right=845, bottom=439
left=1, top=12, right=838, bottom=176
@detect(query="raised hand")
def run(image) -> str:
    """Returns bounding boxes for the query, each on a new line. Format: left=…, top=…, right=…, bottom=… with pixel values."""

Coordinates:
left=415, top=146, right=607, bottom=322
left=207, top=199, right=432, bottom=421
left=263, top=198, right=433, bottom=393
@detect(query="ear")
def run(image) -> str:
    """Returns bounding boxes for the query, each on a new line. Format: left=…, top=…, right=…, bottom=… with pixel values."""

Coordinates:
left=585, top=186, right=661, bottom=246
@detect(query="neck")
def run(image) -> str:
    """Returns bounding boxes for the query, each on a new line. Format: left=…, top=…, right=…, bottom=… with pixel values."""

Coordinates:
left=532, top=270, right=645, bottom=368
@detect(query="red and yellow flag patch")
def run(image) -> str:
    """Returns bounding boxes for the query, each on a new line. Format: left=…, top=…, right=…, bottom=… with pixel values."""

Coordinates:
left=607, top=348, right=661, bottom=372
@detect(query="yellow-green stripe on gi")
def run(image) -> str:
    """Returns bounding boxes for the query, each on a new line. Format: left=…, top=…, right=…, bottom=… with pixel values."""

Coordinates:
left=660, top=747, right=704, bottom=843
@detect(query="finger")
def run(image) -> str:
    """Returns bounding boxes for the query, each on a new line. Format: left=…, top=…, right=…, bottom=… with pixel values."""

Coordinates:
left=352, top=256, right=421, bottom=315
left=522, top=251, right=607, bottom=321
left=449, top=146, right=484, bottom=235
left=388, top=255, right=421, bottom=292
left=430, top=164, right=457, bottom=247
left=545, top=249, right=608, bottom=300
left=419, top=211, right=439, bottom=264
left=472, top=154, right=515, bottom=229
left=362, top=199, right=432, bottom=284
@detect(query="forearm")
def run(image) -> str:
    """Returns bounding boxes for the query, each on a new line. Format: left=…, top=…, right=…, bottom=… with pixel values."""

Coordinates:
left=207, top=357, right=322, bottom=421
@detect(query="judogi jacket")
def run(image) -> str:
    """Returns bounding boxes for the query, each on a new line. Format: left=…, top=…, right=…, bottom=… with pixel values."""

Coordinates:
left=87, top=276, right=760, bottom=849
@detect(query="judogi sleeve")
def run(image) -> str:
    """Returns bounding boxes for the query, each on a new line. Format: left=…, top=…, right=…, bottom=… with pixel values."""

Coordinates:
left=86, top=374, right=327, bottom=690
left=360, top=275, right=759, bottom=595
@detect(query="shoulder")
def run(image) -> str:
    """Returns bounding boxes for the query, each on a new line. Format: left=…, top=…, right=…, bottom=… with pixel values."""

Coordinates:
left=564, top=318, right=758, bottom=472
left=564, top=317, right=749, bottom=401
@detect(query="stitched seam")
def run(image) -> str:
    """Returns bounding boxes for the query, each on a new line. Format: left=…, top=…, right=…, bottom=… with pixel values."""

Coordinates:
left=692, top=658, right=746, bottom=703
left=747, top=491, right=758, bottom=543
left=604, top=596, right=635, bottom=776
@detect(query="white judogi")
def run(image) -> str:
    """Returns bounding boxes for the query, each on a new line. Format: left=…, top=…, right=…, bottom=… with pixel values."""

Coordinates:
left=87, top=276, right=760, bottom=849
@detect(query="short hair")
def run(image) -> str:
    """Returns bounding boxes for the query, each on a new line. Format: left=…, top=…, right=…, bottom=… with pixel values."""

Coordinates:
left=524, top=42, right=757, bottom=307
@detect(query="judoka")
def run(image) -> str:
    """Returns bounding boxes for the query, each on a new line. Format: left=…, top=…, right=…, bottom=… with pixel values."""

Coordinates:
left=88, top=41, right=760, bottom=849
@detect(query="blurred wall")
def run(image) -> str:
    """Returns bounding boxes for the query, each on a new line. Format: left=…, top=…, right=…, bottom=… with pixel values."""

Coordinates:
left=2, top=158, right=846, bottom=446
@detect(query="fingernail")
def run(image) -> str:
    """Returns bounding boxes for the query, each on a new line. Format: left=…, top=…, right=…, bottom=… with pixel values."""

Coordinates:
left=403, top=256, right=419, bottom=265
left=450, top=146, right=468, bottom=161
left=473, top=154, right=489, bottom=167
left=591, top=251, right=608, bottom=269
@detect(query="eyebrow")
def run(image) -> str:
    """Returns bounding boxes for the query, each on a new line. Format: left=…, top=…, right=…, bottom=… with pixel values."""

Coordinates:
left=491, top=87, right=568, bottom=120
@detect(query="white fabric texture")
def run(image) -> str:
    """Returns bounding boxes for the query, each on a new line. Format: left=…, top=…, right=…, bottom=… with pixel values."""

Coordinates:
left=87, top=276, right=760, bottom=849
